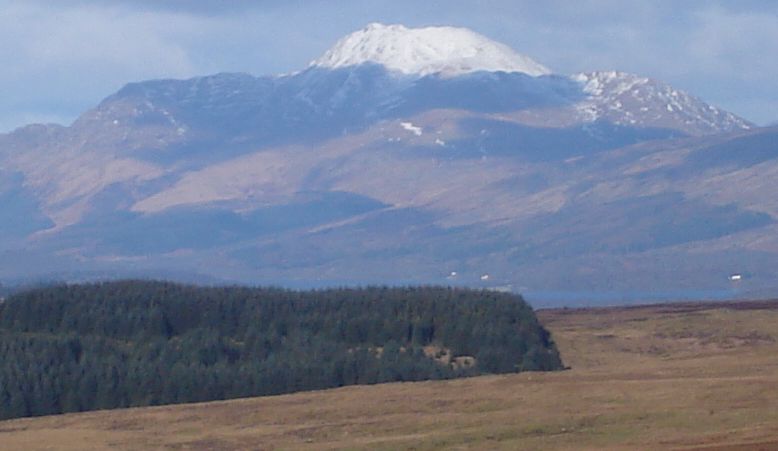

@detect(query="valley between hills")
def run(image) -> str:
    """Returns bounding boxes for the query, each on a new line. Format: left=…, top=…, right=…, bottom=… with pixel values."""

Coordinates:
left=2, top=299, right=777, bottom=450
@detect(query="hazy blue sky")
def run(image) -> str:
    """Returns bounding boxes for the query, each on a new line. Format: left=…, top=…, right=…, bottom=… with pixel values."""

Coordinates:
left=2, top=0, right=777, bottom=132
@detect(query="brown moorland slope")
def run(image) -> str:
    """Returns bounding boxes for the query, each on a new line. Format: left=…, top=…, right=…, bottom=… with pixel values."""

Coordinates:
left=2, top=299, right=778, bottom=450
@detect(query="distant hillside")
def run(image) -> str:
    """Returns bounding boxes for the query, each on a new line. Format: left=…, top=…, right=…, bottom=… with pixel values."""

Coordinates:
left=3, top=24, right=775, bottom=298
left=0, top=281, right=562, bottom=420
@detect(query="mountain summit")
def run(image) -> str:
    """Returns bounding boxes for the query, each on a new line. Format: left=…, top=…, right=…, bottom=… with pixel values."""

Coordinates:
left=0, top=23, right=774, bottom=299
left=310, top=23, right=551, bottom=77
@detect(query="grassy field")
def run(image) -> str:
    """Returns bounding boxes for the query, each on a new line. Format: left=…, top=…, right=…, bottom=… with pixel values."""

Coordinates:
left=2, top=300, right=778, bottom=450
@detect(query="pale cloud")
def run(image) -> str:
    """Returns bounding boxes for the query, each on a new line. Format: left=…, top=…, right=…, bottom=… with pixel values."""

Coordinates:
left=0, top=1, right=202, bottom=131
left=689, top=7, right=778, bottom=81
left=3, top=2, right=197, bottom=80
left=27, top=0, right=299, bottom=15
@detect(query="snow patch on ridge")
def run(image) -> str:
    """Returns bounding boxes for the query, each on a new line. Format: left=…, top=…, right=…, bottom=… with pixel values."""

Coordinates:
left=400, top=121, right=423, bottom=136
left=311, top=23, right=551, bottom=77
left=571, top=71, right=752, bottom=133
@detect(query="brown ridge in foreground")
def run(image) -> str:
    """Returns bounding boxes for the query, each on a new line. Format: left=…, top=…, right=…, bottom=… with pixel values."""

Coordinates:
left=2, top=299, right=778, bottom=450
left=538, top=298, right=778, bottom=314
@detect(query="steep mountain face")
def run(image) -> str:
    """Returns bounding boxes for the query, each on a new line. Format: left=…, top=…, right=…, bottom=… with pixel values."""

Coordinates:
left=1, top=23, right=775, bottom=302
left=571, top=71, right=750, bottom=135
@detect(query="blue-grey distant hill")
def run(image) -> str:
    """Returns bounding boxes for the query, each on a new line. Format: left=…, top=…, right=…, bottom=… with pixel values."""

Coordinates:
left=0, top=24, right=774, bottom=302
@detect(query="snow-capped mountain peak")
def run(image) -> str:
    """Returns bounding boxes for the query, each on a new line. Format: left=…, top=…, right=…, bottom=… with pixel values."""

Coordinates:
left=310, top=22, right=551, bottom=77
left=571, top=71, right=752, bottom=133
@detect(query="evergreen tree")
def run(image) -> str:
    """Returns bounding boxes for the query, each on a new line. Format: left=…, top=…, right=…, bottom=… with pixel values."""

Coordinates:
left=0, top=281, right=563, bottom=420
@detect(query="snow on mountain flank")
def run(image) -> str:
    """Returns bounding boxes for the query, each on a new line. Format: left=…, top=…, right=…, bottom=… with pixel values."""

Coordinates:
left=400, top=121, right=423, bottom=136
left=311, top=23, right=551, bottom=77
left=571, top=71, right=752, bottom=133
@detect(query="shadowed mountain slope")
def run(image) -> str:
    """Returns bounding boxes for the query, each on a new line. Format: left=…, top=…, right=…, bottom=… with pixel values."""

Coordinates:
left=0, top=24, right=773, bottom=300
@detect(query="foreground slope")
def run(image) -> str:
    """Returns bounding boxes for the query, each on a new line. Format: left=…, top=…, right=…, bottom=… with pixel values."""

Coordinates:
left=2, top=300, right=778, bottom=450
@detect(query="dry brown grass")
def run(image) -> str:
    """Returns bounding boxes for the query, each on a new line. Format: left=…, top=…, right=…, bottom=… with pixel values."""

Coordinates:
left=3, top=300, right=778, bottom=450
